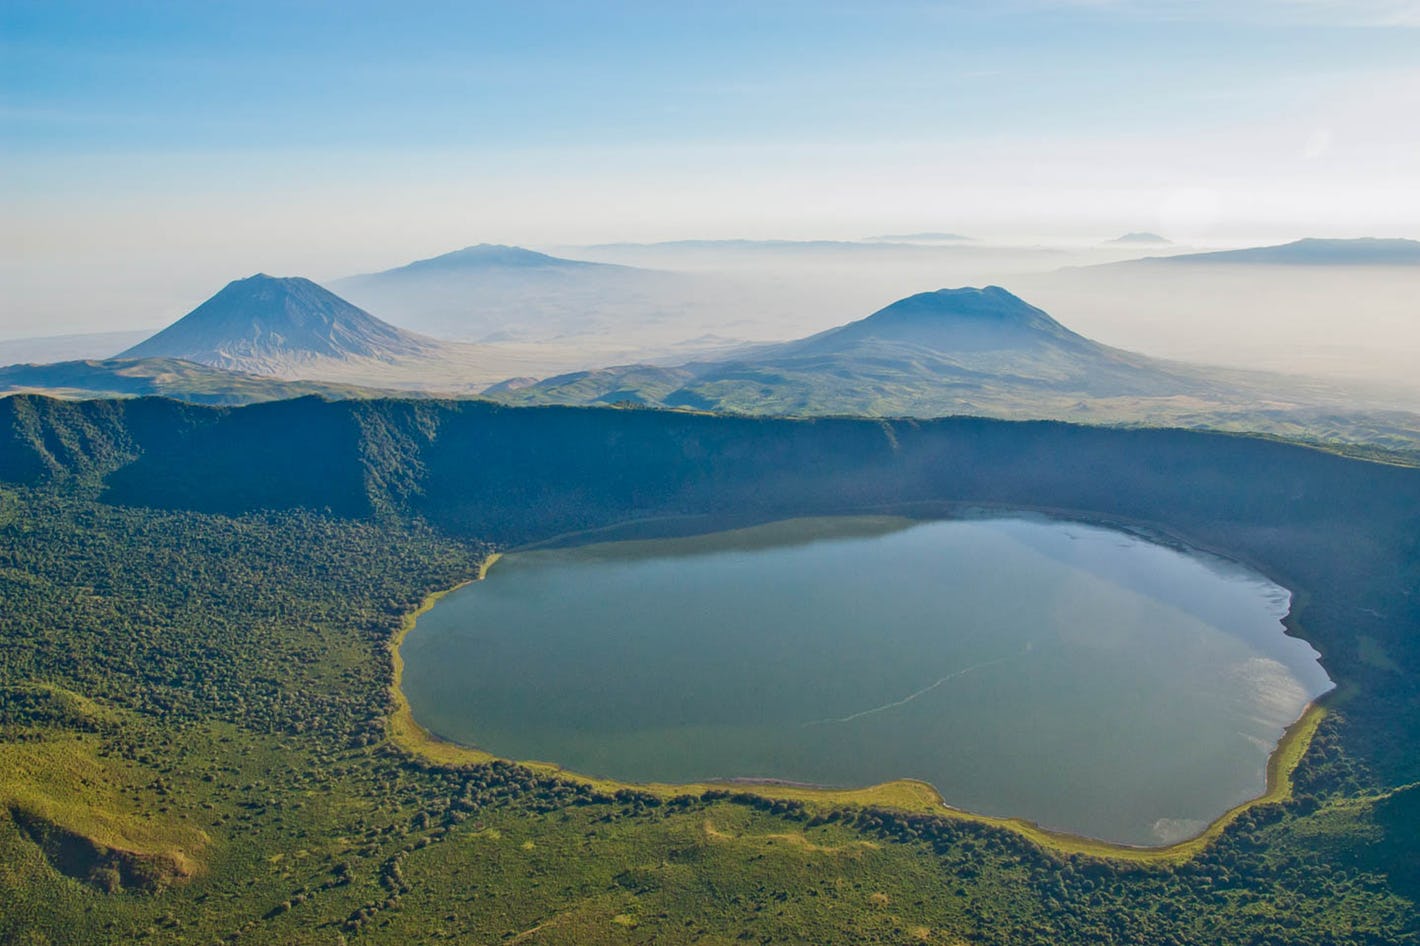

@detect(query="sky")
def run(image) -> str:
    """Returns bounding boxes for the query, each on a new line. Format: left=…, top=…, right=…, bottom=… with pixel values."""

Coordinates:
left=3, top=0, right=1419, bottom=335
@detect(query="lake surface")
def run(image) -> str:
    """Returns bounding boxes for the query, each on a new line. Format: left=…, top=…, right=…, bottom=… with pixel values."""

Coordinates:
left=401, top=514, right=1333, bottom=845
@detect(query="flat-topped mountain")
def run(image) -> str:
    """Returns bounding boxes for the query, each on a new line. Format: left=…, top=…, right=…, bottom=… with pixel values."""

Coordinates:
left=348, top=243, right=612, bottom=276
left=120, top=274, right=443, bottom=375
left=1107, top=232, right=1171, bottom=245
left=1123, top=237, right=1420, bottom=266
left=331, top=244, right=681, bottom=343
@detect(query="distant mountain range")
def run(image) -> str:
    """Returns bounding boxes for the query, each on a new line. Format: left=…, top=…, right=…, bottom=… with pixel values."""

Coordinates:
left=1116, top=237, right=1420, bottom=266
left=5, top=243, right=1418, bottom=460
left=119, top=274, right=444, bottom=375
left=0, top=330, right=155, bottom=367
left=577, top=238, right=988, bottom=254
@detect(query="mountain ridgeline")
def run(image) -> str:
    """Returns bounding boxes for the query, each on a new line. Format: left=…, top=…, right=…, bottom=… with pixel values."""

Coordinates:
left=6, top=392, right=1418, bottom=545
left=119, top=274, right=444, bottom=375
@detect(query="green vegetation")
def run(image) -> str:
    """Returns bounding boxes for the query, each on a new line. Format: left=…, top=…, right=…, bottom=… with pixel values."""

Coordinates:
left=1, top=394, right=1418, bottom=943
left=0, top=358, right=393, bottom=406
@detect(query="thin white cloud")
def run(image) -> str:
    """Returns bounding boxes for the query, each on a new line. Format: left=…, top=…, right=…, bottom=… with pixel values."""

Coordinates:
left=1033, top=0, right=1420, bottom=27
left=1272, top=0, right=1420, bottom=26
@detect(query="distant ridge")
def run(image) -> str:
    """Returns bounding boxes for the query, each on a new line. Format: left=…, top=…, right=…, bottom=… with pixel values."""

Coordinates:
left=119, top=274, right=443, bottom=376
left=579, top=238, right=966, bottom=252
left=0, top=330, right=155, bottom=367
left=1106, top=232, right=1171, bottom=245
left=1124, top=237, right=1420, bottom=266
left=865, top=232, right=974, bottom=243
left=346, top=243, right=620, bottom=277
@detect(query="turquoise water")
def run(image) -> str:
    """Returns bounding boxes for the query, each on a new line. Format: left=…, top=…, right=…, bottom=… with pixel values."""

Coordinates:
left=401, top=515, right=1333, bottom=845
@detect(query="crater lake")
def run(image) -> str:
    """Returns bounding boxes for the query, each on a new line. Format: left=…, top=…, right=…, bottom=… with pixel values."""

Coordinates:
left=400, top=514, right=1333, bottom=845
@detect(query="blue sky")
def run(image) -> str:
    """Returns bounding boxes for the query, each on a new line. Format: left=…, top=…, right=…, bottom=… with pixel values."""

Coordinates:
left=3, top=1, right=1418, bottom=331
left=7, top=1, right=1417, bottom=151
